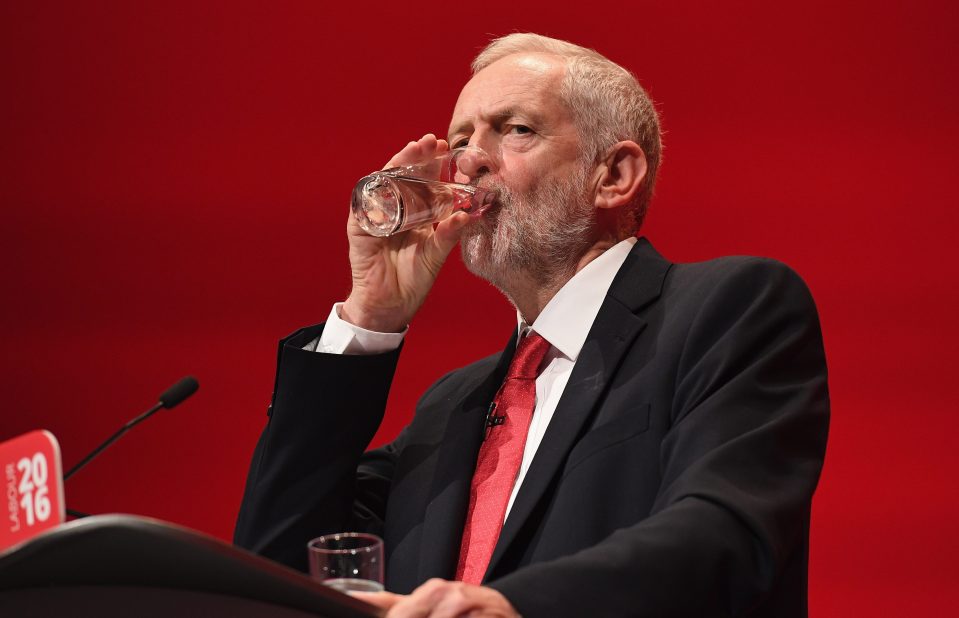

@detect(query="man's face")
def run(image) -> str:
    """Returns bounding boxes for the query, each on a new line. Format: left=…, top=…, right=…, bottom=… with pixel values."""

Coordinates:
left=447, top=53, right=597, bottom=288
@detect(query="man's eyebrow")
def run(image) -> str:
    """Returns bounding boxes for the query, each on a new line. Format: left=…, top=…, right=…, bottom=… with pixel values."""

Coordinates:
left=448, top=106, right=543, bottom=138
left=448, top=119, right=472, bottom=139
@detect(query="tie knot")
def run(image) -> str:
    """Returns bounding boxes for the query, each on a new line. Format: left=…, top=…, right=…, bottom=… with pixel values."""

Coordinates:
left=507, top=332, right=551, bottom=380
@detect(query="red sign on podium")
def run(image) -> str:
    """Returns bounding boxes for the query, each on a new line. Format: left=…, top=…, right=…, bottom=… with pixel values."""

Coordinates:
left=1, top=430, right=65, bottom=552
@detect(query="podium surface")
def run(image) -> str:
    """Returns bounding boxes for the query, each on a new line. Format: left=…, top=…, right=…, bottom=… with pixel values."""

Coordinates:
left=0, top=514, right=380, bottom=617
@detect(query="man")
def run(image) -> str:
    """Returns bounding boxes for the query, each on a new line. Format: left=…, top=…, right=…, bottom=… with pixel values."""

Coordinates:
left=235, top=33, right=829, bottom=617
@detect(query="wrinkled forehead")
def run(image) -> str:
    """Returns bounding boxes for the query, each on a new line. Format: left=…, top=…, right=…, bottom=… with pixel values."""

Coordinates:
left=448, top=53, right=567, bottom=134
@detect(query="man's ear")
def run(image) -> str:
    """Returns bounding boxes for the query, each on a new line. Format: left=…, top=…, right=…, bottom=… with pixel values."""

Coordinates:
left=592, top=141, right=647, bottom=210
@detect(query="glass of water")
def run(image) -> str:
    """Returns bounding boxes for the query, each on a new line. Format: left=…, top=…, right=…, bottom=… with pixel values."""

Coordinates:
left=307, top=532, right=385, bottom=593
left=351, top=145, right=497, bottom=237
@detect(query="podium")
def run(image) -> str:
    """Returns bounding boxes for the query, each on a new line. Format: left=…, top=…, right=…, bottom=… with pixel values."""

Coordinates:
left=0, top=514, right=380, bottom=617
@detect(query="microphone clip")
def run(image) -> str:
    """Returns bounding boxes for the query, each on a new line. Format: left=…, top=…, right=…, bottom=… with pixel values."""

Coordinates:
left=483, top=402, right=505, bottom=440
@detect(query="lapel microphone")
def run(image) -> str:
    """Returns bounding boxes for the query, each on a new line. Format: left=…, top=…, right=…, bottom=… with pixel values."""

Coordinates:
left=483, top=402, right=506, bottom=440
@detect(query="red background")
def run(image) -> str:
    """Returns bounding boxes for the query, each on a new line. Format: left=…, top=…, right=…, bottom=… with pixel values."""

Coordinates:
left=2, top=1, right=957, bottom=613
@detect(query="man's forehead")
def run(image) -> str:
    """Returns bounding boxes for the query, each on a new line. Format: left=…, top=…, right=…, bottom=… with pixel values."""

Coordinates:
left=448, top=53, right=566, bottom=133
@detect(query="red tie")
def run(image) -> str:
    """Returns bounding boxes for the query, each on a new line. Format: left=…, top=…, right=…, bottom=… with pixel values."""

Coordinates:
left=455, top=332, right=552, bottom=584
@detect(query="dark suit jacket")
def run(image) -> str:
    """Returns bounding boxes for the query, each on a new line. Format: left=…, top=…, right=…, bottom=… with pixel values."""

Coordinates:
left=234, top=238, right=830, bottom=617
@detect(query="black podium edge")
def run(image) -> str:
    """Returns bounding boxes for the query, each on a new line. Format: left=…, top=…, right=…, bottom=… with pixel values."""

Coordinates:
left=0, top=514, right=380, bottom=618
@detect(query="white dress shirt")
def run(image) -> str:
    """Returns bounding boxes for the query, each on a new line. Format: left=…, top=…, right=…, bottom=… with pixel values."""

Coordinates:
left=309, top=237, right=637, bottom=518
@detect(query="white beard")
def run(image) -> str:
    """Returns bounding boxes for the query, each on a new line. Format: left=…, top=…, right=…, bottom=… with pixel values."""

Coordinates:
left=460, top=162, right=595, bottom=292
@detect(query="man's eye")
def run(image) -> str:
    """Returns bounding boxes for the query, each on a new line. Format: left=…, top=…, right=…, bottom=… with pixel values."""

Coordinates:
left=452, top=138, right=470, bottom=148
left=509, top=125, right=533, bottom=135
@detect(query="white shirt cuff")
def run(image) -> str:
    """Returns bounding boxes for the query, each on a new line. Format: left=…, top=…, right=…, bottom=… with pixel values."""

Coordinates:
left=304, top=302, right=407, bottom=355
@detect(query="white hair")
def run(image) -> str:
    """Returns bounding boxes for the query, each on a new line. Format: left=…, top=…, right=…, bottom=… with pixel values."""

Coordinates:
left=472, top=33, right=662, bottom=235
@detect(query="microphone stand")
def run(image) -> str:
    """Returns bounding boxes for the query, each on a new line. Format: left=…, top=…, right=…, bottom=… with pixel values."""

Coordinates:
left=63, top=402, right=164, bottom=481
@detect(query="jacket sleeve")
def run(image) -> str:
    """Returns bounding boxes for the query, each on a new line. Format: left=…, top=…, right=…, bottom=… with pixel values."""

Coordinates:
left=490, top=259, right=830, bottom=616
left=233, top=323, right=404, bottom=572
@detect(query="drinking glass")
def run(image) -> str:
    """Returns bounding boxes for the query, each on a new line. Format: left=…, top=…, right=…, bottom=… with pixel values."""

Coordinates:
left=307, top=532, right=385, bottom=593
left=351, top=146, right=497, bottom=237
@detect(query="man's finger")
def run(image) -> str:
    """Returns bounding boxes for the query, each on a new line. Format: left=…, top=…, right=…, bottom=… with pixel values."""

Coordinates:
left=386, top=133, right=440, bottom=169
left=384, top=140, right=420, bottom=169
left=422, top=211, right=469, bottom=274
left=350, top=590, right=403, bottom=609
left=433, top=211, right=469, bottom=250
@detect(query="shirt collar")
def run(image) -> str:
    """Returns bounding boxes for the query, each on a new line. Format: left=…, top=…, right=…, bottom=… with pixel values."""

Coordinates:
left=518, top=237, right=637, bottom=361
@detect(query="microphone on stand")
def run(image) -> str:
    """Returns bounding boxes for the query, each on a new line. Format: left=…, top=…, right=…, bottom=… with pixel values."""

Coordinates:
left=63, top=376, right=199, bottom=482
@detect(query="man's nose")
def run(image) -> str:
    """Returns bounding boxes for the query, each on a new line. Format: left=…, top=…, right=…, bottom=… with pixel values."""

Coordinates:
left=453, top=146, right=497, bottom=183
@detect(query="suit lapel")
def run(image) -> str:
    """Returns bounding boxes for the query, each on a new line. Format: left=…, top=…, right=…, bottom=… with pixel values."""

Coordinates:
left=484, top=238, right=672, bottom=579
left=415, top=332, right=519, bottom=582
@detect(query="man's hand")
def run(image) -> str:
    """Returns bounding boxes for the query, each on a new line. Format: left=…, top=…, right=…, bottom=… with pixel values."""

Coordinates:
left=353, top=579, right=520, bottom=618
left=341, top=134, right=470, bottom=333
